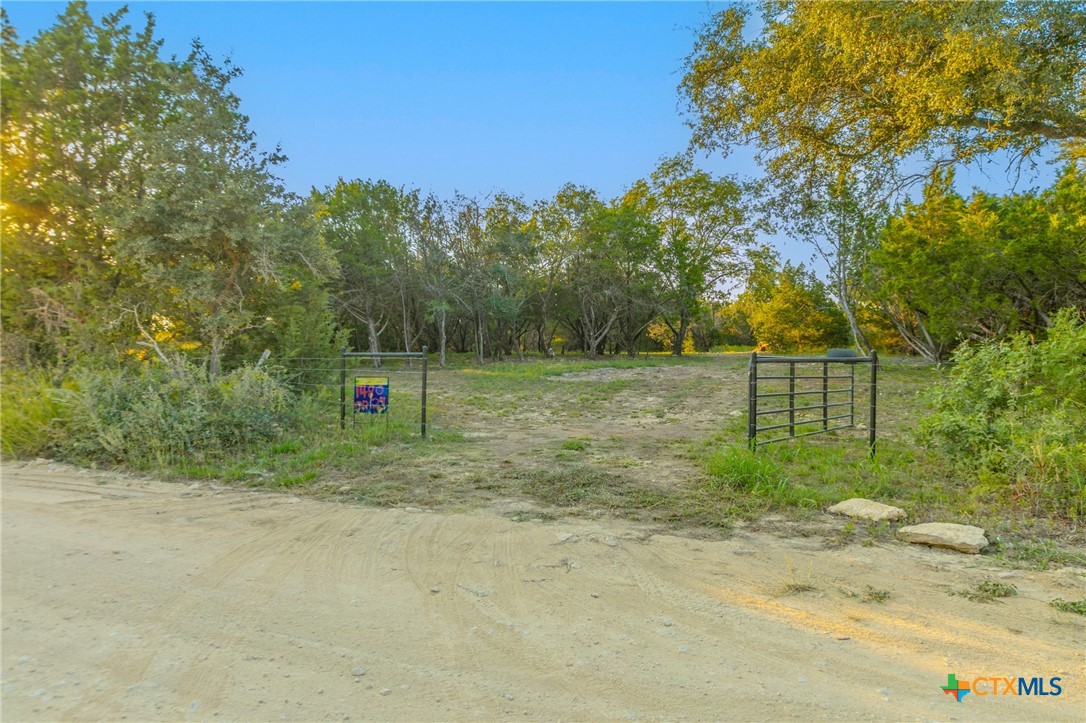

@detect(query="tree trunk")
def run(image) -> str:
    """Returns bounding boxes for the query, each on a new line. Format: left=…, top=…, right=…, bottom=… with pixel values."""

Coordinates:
left=209, top=333, right=224, bottom=378
left=672, top=312, right=690, bottom=356
left=545, top=321, right=560, bottom=352
left=400, top=285, right=415, bottom=367
left=367, top=318, right=382, bottom=368
left=842, top=298, right=870, bottom=355
left=438, top=307, right=447, bottom=368
left=513, top=325, right=525, bottom=361
left=451, top=319, right=469, bottom=353
left=837, top=261, right=871, bottom=355
left=585, top=312, right=617, bottom=359
left=401, top=287, right=412, bottom=353
left=881, top=303, right=946, bottom=362
left=475, top=312, right=485, bottom=364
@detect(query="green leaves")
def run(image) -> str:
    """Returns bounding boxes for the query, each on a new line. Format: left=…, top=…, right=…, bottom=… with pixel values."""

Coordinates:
left=3, top=2, right=334, bottom=372
left=735, top=257, right=850, bottom=352
left=869, top=165, right=1086, bottom=360
left=919, top=309, right=1086, bottom=519
left=646, top=155, right=754, bottom=354
left=682, top=1, right=1086, bottom=196
left=2, top=2, right=173, bottom=360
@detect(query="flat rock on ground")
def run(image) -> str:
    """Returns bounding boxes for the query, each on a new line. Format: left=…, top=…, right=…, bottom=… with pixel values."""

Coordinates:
left=827, top=498, right=907, bottom=522
left=896, top=522, right=989, bottom=554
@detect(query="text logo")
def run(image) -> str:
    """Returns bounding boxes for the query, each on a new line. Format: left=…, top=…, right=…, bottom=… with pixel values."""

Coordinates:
left=941, top=674, right=1063, bottom=702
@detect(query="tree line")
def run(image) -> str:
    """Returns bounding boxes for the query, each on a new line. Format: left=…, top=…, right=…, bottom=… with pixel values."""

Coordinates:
left=681, top=0, right=1085, bottom=362
left=3, top=1, right=1082, bottom=377
left=312, top=156, right=760, bottom=366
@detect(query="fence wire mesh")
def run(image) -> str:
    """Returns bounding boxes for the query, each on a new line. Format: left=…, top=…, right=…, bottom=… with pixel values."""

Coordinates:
left=257, top=350, right=433, bottom=437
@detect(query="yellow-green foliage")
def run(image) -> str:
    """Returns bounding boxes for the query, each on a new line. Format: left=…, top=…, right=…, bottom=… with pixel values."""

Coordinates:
left=737, top=261, right=850, bottom=352
left=682, top=2, right=1084, bottom=192
left=646, top=322, right=695, bottom=353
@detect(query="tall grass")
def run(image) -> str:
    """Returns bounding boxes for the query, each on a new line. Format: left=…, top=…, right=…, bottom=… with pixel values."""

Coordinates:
left=0, top=369, right=70, bottom=458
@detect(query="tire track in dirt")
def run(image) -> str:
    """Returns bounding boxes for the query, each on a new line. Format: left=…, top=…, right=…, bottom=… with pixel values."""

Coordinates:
left=3, top=461, right=1083, bottom=721
left=95, top=499, right=333, bottom=717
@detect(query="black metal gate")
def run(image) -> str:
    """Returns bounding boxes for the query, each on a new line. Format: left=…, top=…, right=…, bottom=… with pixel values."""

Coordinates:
left=747, top=350, right=877, bottom=456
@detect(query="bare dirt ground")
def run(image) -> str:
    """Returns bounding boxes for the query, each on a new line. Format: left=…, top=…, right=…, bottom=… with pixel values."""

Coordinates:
left=359, top=358, right=928, bottom=510
left=3, top=460, right=1084, bottom=721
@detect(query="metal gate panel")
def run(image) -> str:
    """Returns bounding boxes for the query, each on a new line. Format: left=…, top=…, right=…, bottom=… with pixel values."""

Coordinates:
left=747, top=351, right=877, bottom=456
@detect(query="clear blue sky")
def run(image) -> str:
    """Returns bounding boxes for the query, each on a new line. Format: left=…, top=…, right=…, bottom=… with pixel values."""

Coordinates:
left=4, top=1, right=1060, bottom=269
left=5, top=1, right=745, bottom=201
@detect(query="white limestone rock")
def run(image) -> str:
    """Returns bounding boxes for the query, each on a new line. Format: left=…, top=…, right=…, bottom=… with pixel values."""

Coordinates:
left=827, top=498, right=907, bottom=522
left=896, top=523, right=988, bottom=554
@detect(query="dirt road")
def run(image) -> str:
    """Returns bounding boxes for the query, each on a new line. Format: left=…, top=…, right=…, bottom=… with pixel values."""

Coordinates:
left=2, top=461, right=1083, bottom=721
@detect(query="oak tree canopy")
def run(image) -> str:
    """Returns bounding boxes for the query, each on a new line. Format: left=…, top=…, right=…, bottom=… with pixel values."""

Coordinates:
left=681, top=1, right=1086, bottom=193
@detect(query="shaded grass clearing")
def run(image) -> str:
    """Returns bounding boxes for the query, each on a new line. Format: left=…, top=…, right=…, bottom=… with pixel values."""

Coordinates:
left=166, top=354, right=746, bottom=524
left=448, top=355, right=724, bottom=417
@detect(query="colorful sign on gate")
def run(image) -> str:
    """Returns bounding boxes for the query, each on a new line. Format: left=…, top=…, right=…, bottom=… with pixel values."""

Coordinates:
left=354, top=377, right=389, bottom=415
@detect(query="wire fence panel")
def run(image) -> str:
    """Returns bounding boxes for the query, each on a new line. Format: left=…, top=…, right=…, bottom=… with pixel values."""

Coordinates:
left=339, top=349, right=428, bottom=437
left=256, top=348, right=431, bottom=438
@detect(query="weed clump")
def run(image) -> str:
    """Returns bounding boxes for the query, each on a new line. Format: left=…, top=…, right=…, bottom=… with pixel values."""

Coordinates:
left=862, top=585, right=891, bottom=604
left=1049, top=598, right=1086, bottom=616
left=953, top=578, right=1018, bottom=603
left=0, top=368, right=71, bottom=458
left=517, top=466, right=628, bottom=507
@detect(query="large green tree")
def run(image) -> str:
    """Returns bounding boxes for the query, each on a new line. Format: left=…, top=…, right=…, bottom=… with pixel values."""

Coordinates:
left=736, top=255, right=850, bottom=353
left=596, top=190, right=661, bottom=356
left=869, top=166, right=1086, bottom=361
left=559, top=191, right=662, bottom=358
left=1, top=2, right=170, bottom=360
left=411, top=193, right=457, bottom=366
left=791, top=178, right=887, bottom=354
left=532, top=184, right=603, bottom=355
left=482, top=192, right=538, bottom=360
left=314, top=179, right=411, bottom=359
left=3, top=2, right=334, bottom=373
left=681, top=1, right=1086, bottom=195
left=107, top=47, right=334, bottom=377
left=643, top=155, right=753, bottom=355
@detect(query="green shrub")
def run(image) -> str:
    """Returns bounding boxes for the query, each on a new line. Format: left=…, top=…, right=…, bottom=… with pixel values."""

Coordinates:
left=919, top=309, right=1085, bottom=519
left=0, top=368, right=70, bottom=458
left=64, top=363, right=206, bottom=464
left=212, top=365, right=293, bottom=447
left=3, top=362, right=295, bottom=466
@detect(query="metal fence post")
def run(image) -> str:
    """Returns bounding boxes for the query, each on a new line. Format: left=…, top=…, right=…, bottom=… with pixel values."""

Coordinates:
left=421, top=345, right=428, bottom=439
left=869, top=350, right=878, bottom=458
left=848, top=362, right=855, bottom=428
left=747, top=352, right=758, bottom=450
left=788, top=362, right=796, bottom=438
left=822, top=361, right=829, bottom=430
left=339, top=347, right=347, bottom=431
